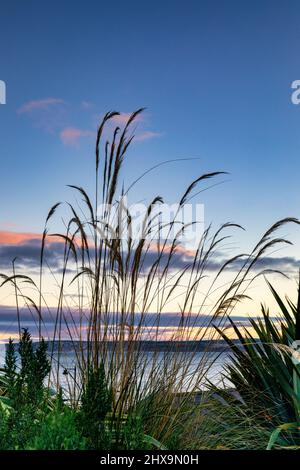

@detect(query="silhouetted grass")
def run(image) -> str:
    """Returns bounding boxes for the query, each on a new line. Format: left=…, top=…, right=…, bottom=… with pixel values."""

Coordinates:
left=0, top=109, right=299, bottom=449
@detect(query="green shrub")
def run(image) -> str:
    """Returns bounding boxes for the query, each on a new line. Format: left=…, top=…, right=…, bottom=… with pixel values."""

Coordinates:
left=0, top=330, right=51, bottom=449
left=122, top=413, right=150, bottom=450
left=26, top=407, right=87, bottom=450
left=78, top=364, right=112, bottom=449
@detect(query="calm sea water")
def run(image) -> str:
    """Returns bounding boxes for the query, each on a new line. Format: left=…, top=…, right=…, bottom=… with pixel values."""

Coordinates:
left=0, top=344, right=232, bottom=393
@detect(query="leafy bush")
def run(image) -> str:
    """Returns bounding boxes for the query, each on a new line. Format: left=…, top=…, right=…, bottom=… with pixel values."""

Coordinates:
left=26, top=407, right=87, bottom=450
left=77, top=364, right=156, bottom=450
left=5, top=329, right=50, bottom=410
left=78, top=364, right=112, bottom=449
left=0, top=330, right=51, bottom=449
left=0, top=339, right=164, bottom=450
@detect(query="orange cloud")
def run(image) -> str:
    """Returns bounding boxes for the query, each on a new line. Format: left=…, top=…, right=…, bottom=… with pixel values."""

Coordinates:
left=0, top=231, right=41, bottom=245
left=0, top=231, right=62, bottom=246
left=149, top=242, right=196, bottom=258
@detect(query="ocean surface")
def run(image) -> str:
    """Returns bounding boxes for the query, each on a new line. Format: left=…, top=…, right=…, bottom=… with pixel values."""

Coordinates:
left=0, top=344, right=232, bottom=394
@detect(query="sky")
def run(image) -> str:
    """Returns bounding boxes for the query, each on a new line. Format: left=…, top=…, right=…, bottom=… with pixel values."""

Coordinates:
left=0, top=0, right=300, bottom=339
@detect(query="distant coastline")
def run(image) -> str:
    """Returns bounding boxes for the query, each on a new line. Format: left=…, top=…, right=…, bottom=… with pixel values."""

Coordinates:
left=16, top=339, right=242, bottom=353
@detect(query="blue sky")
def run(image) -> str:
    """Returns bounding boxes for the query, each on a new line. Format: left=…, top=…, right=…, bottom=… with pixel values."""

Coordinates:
left=0, top=0, right=300, bottom=320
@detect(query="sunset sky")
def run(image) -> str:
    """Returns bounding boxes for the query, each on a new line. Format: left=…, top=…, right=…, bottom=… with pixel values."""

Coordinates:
left=0, top=1, right=300, bottom=340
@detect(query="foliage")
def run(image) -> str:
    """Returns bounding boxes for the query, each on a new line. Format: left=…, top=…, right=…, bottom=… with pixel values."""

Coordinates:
left=26, top=406, right=87, bottom=450
left=0, top=339, right=165, bottom=450
left=4, top=338, right=16, bottom=393
left=217, top=278, right=300, bottom=449
left=184, top=392, right=271, bottom=450
left=77, top=364, right=164, bottom=450
left=0, top=330, right=51, bottom=449
left=78, top=364, right=112, bottom=449
left=8, top=329, right=50, bottom=409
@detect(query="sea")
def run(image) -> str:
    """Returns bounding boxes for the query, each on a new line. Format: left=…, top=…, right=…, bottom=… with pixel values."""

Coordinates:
left=0, top=343, right=232, bottom=395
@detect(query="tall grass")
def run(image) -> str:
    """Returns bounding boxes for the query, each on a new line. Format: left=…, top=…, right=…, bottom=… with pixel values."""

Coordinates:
left=1, top=109, right=299, bottom=447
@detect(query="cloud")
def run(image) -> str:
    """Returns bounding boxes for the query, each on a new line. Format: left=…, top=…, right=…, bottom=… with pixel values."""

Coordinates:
left=110, top=112, right=143, bottom=126
left=17, top=103, right=162, bottom=147
left=1, top=230, right=298, bottom=277
left=17, top=98, right=67, bottom=133
left=60, top=127, right=94, bottom=147
left=0, top=305, right=276, bottom=333
left=204, top=255, right=300, bottom=273
left=92, top=111, right=162, bottom=143
left=138, top=244, right=300, bottom=274
left=0, top=231, right=42, bottom=246
left=231, top=256, right=300, bottom=272
left=0, top=230, right=91, bottom=272
left=17, top=98, right=65, bottom=115
left=0, top=303, right=281, bottom=346
left=110, top=113, right=162, bottom=142
left=81, top=101, right=94, bottom=110
left=0, top=240, right=65, bottom=271
left=134, top=130, right=163, bottom=142
left=0, top=231, right=62, bottom=246
left=0, top=231, right=65, bottom=271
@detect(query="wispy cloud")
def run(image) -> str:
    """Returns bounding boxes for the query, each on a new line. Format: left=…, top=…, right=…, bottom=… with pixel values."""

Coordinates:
left=111, top=112, right=143, bottom=126
left=93, top=111, right=162, bottom=142
left=17, top=97, right=67, bottom=133
left=0, top=303, right=281, bottom=344
left=0, top=231, right=62, bottom=246
left=60, top=127, right=95, bottom=147
left=134, top=130, right=163, bottom=142
left=17, top=98, right=65, bottom=115
left=17, top=103, right=162, bottom=147
left=1, top=231, right=298, bottom=275
left=139, top=244, right=300, bottom=274
left=81, top=100, right=94, bottom=110
left=0, top=305, right=267, bottom=328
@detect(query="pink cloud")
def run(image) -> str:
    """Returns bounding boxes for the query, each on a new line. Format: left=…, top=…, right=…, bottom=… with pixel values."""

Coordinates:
left=0, top=231, right=62, bottom=246
left=60, top=127, right=94, bottom=147
left=148, top=242, right=196, bottom=258
left=17, top=98, right=65, bottom=114
left=112, top=112, right=143, bottom=126
left=134, top=130, right=163, bottom=142
left=92, top=111, right=163, bottom=143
